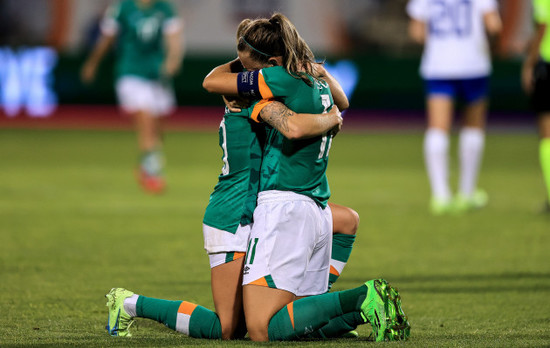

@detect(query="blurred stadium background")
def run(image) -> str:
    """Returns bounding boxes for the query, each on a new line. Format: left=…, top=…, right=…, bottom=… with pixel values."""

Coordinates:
left=0, top=0, right=536, bottom=127
left=2, top=1, right=550, bottom=347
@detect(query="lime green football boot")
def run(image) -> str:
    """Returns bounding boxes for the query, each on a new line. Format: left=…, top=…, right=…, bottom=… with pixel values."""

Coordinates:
left=341, top=330, right=359, bottom=338
left=360, top=279, right=389, bottom=342
left=385, top=283, right=411, bottom=341
left=361, top=279, right=411, bottom=342
left=105, top=288, right=135, bottom=337
left=454, top=189, right=488, bottom=213
left=430, top=197, right=454, bottom=216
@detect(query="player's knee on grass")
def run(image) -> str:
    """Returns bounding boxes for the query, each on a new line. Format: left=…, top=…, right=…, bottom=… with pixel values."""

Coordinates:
left=218, top=313, right=246, bottom=340
left=243, top=285, right=296, bottom=342
left=210, top=257, right=246, bottom=339
left=245, top=314, right=270, bottom=341
left=219, top=320, right=236, bottom=340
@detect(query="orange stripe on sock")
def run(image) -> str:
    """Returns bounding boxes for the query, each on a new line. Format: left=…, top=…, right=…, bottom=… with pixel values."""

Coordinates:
left=287, top=302, right=295, bottom=329
left=330, top=265, right=340, bottom=276
left=178, top=301, right=197, bottom=315
left=250, top=277, right=268, bottom=287
left=233, top=252, right=246, bottom=261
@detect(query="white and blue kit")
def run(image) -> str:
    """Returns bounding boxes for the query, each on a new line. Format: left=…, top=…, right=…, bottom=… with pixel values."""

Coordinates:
left=407, top=0, right=498, bottom=102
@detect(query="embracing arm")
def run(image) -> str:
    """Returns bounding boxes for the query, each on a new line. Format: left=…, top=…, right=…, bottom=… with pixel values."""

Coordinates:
left=313, top=64, right=349, bottom=111
left=259, top=102, right=342, bottom=140
left=202, top=59, right=242, bottom=95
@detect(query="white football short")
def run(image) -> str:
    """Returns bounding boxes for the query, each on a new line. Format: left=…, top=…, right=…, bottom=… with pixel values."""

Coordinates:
left=115, top=76, right=175, bottom=117
left=242, top=190, right=332, bottom=297
left=203, top=223, right=251, bottom=268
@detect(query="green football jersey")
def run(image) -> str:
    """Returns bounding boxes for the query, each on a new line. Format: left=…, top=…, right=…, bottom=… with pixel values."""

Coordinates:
left=251, top=66, right=334, bottom=207
left=534, top=0, right=550, bottom=62
left=203, top=104, right=266, bottom=233
left=104, top=0, right=178, bottom=80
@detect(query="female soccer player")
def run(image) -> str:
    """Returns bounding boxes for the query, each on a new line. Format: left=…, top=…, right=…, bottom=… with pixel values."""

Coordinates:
left=522, top=0, right=550, bottom=213
left=81, top=0, right=183, bottom=194
left=407, top=0, right=502, bottom=214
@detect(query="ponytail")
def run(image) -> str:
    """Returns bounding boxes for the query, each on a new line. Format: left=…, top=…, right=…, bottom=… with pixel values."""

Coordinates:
left=237, top=13, right=319, bottom=83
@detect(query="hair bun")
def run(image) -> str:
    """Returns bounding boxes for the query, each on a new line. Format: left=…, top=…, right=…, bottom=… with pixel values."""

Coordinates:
left=269, top=17, right=280, bottom=27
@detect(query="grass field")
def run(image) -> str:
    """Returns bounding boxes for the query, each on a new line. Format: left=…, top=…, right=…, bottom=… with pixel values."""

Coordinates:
left=1, top=127, right=549, bottom=347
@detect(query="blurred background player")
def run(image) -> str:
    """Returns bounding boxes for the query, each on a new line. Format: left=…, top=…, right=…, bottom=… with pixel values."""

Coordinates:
left=522, top=0, right=550, bottom=213
left=407, top=0, right=502, bottom=215
left=81, top=0, right=183, bottom=194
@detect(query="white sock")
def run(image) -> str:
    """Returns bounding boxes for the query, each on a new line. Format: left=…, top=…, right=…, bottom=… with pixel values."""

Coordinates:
left=123, top=294, right=139, bottom=317
left=424, top=128, right=451, bottom=201
left=458, top=127, right=485, bottom=197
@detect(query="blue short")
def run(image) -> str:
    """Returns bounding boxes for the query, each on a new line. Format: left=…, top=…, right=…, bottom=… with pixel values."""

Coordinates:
left=424, top=76, right=489, bottom=104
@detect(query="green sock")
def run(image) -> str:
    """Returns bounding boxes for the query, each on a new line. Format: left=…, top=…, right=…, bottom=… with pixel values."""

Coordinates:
left=136, top=296, right=180, bottom=330
left=187, top=305, right=222, bottom=339
left=136, top=296, right=221, bottom=339
left=540, top=138, right=550, bottom=201
left=337, top=284, right=368, bottom=313
left=329, top=234, right=356, bottom=290
left=268, top=293, right=342, bottom=340
left=308, top=312, right=363, bottom=338
left=267, top=284, right=366, bottom=341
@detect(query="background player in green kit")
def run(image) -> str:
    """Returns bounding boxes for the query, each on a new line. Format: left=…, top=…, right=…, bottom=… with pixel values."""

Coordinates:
left=81, top=0, right=183, bottom=194
left=522, top=0, right=550, bottom=212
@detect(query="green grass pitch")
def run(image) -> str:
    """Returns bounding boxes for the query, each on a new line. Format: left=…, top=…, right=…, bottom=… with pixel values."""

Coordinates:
left=1, top=128, right=549, bottom=347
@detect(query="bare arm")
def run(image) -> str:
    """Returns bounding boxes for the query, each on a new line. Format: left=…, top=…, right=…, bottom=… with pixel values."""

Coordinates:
left=313, top=64, right=349, bottom=111
left=81, top=34, right=116, bottom=83
left=202, top=59, right=242, bottom=95
left=162, top=28, right=184, bottom=77
left=483, top=10, right=502, bottom=37
left=522, top=24, right=546, bottom=94
left=259, top=102, right=342, bottom=140
left=408, top=19, right=426, bottom=45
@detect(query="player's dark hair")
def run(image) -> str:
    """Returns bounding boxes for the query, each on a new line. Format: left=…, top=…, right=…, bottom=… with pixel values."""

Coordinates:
left=237, top=13, right=318, bottom=83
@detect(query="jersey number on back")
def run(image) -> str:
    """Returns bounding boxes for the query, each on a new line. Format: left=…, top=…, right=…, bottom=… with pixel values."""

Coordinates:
left=220, top=119, right=230, bottom=175
left=318, top=94, right=333, bottom=159
left=429, top=0, right=472, bottom=37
